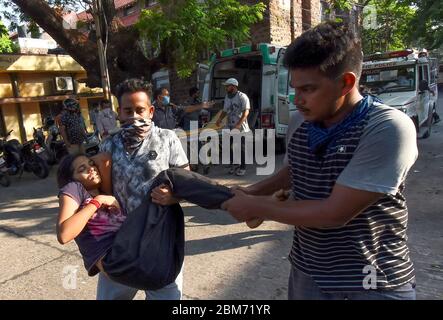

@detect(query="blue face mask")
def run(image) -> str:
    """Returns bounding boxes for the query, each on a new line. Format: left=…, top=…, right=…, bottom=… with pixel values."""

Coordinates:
left=162, top=96, right=170, bottom=106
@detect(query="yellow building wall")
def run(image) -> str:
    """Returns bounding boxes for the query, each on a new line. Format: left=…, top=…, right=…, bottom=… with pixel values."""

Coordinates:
left=79, top=98, right=93, bottom=132
left=21, top=102, right=43, bottom=141
left=0, top=74, right=13, bottom=98
left=77, top=82, right=104, bottom=95
left=0, top=54, right=105, bottom=142
left=0, top=54, right=85, bottom=73
left=18, top=73, right=54, bottom=97
left=1, top=103, right=22, bottom=141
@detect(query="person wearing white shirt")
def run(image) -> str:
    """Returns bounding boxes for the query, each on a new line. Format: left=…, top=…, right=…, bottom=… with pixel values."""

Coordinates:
left=96, top=99, right=118, bottom=139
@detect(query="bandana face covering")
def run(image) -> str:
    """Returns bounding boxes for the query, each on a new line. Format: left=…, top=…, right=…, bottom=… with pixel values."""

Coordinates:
left=307, top=95, right=379, bottom=157
left=121, top=117, right=152, bottom=154
left=227, top=91, right=237, bottom=99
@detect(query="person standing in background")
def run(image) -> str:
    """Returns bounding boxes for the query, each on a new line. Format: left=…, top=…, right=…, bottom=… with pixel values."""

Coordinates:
left=96, top=99, right=119, bottom=139
left=216, top=78, right=250, bottom=176
left=89, top=103, right=100, bottom=136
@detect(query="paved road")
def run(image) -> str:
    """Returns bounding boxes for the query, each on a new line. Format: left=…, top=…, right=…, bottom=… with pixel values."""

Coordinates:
left=0, top=95, right=442, bottom=300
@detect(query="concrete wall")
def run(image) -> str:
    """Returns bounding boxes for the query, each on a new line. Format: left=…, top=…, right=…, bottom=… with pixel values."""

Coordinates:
left=241, top=0, right=272, bottom=44
left=1, top=104, right=22, bottom=141
left=269, top=0, right=295, bottom=46
left=0, top=74, right=13, bottom=98
left=18, top=73, right=53, bottom=97
left=241, top=0, right=321, bottom=46
left=79, top=98, right=94, bottom=132
left=21, top=102, right=43, bottom=141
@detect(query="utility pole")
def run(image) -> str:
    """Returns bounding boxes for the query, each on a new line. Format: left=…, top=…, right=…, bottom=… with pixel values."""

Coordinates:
left=92, top=0, right=112, bottom=104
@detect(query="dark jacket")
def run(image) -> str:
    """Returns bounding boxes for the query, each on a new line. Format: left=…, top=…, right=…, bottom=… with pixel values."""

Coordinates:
left=101, top=168, right=233, bottom=290
left=152, top=101, right=183, bottom=130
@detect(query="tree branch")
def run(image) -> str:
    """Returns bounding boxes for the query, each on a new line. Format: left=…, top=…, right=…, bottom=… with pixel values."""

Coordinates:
left=11, top=0, right=98, bottom=65
left=10, top=0, right=162, bottom=91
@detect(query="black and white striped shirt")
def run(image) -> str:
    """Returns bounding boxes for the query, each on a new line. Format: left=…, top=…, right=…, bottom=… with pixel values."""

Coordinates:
left=286, top=103, right=418, bottom=292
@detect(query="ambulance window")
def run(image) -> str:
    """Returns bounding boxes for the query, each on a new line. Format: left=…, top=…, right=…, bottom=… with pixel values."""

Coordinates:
left=278, top=65, right=289, bottom=95
left=423, top=65, right=429, bottom=82
left=430, top=68, right=437, bottom=84
left=288, top=72, right=295, bottom=94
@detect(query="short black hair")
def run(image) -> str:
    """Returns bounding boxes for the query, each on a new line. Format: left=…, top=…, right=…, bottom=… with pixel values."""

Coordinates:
left=283, top=21, right=363, bottom=79
left=154, top=87, right=168, bottom=100
left=189, top=86, right=199, bottom=97
left=115, top=78, right=153, bottom=103
left=57, top=153, right=85, bottom=189
left=100, top=99, right=110, bottom=106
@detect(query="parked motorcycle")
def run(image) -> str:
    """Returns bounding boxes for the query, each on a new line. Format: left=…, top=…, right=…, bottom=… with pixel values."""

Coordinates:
left=0, top=153, right=11, bottom=187
left=0, top=130, right=50, bottom=179
left=35, top=119, right=68, bottom=164
left=32, top=127, right=53, bottom=165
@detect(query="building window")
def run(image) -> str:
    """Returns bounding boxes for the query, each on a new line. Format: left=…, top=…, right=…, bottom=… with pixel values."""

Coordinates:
left=124, top=5, right=137, bottom=16
left=278, top=65, right=289, bottom=96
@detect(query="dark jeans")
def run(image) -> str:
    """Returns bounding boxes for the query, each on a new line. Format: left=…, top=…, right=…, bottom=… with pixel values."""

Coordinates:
left=230, top=138, right=246, bottom=170
left=288, top=266, right=416, bottom=300
left=156, top=167, right=233, bottom=208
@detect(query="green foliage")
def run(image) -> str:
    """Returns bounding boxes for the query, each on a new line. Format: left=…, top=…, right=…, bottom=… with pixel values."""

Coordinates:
left=1, top=0, right=85, bottom=32
left=136, top=0, right=265, bottom=78
left=0, top=19, right=15, bottom=53
left=328, top=0, right=443, bottom=52
left=28, top=21, right=41, bottom=38
left=329, top=0, right=354, bottom=11
left=404, top=0, right=443, bottom=49
left=361, top=0, right=416, bottom=54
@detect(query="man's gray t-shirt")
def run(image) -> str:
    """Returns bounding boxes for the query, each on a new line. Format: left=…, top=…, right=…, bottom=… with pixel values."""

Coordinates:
left=100, top=125, right=188, bottom=214
left=223, top=91, right=250, bottom=132
left=284, top=104, right=418, bottom=195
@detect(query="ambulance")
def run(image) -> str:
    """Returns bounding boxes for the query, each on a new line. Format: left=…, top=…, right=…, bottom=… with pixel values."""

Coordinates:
left=201, top=43, right=296, bottom=150
left=360, top=49, right=439, bottom=138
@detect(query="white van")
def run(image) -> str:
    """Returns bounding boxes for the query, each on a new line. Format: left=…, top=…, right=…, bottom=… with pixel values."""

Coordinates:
left=201, top=43, right=295, bottom=149
left=360, top=49, right=439, bottom=138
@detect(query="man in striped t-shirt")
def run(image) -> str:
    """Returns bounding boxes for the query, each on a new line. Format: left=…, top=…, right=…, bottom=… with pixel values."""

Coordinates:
left=222, top=22, right=418, bottom=300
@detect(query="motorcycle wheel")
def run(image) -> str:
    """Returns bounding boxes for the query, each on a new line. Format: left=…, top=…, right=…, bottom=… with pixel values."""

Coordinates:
left=56, top=148, right=69, bottom=163
left=30, top=155, right=50, bottom=179
left=46, top=150, right=57, bottom=165
left=7, top=151, right=23, bottom=176
left=0, top=174, right=10, bottom=187
left=9, top=150, right=21, bottom=167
